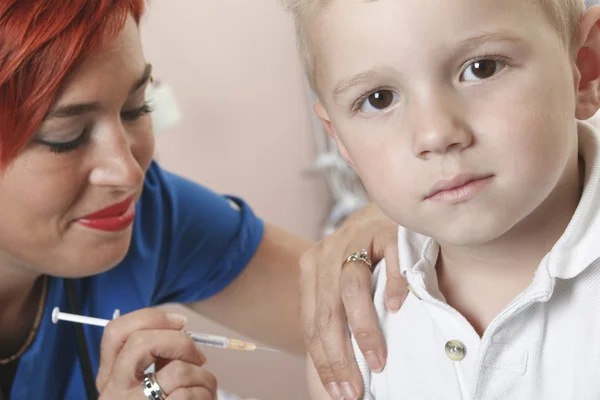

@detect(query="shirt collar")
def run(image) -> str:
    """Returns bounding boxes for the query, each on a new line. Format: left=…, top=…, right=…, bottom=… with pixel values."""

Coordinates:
left=547, top=121, right=600, bottom=279
left=399, top=121, right=600, bottom=282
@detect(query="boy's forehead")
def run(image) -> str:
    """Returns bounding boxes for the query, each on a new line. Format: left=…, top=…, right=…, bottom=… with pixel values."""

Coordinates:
left=314, top=0, right=542, bottom=35
left=310, top=0, right=559, bottom=90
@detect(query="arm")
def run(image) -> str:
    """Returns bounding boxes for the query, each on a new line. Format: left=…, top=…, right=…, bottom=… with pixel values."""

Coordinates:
left=187, top=223, right=310, bottom=355
left=188, top=201, right=404, bottom=398
left=146, top=166, right=308, bottom=354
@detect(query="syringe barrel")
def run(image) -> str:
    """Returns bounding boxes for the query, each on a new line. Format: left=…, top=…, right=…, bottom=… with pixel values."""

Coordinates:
left=187, top=332, right=229, bottom=349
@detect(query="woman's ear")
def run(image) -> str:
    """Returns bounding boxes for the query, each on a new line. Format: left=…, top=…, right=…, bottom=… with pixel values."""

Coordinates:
left=313, top=102, right=355, bottom=168
left=574, top=6, right=600, bottom=120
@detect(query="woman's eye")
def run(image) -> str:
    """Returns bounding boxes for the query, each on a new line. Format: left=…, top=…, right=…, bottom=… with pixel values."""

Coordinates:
left=121, top=101, right=154, bottom=121
left=461, top=59, right=505, bottom=81
left=359, top=90, right=399, bottom=113
left=37, top=129, right=88, bottom=154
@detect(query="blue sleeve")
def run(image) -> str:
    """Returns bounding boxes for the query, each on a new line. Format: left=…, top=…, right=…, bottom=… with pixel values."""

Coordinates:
left=129, top=161, right=264, bottom=305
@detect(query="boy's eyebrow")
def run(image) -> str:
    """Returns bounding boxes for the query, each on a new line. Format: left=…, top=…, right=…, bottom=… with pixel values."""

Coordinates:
left=458, top=31, right=525, bottom=53
left=332, top=31, right=524, bottom=98
left=332, top=69, right=386, bottom=98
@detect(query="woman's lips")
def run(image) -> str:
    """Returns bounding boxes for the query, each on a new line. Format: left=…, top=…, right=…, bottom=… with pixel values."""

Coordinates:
left=77, top=196, right=136, bottom=232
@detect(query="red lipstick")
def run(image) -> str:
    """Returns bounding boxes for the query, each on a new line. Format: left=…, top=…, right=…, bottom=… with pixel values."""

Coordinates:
left=78, top=196, right=135, bottom=232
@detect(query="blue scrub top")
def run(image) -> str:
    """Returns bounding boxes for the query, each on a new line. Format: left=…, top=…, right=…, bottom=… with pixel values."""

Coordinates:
left=9, top=161, right=265, bottom=400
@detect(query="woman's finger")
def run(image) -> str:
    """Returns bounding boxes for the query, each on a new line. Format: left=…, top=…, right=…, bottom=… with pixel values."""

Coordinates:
left=382, top=243, right=407, bottom=312
left=97, top=308, right=188, bottom=391
left=315, top=246, right=364, bottom=399
left=107, top=329, right=205, bottom=390
left=340, top=261, right=387, bottom=373
left=299, top=250, right=340, bottom=399
left=167, top=387, right=215, bottom=400
left=155, top=360, right=217, bottom=398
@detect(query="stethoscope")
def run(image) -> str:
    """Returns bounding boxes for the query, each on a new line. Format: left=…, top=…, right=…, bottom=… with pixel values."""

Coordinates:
left=0, top=280, right=97, bottom=400
left=64, top=279, right=98, bottom=400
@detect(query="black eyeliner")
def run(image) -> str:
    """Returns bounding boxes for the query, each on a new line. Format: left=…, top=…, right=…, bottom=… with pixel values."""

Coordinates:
left=121, top=101, right=154, bottom=121
left=36, top=101, right=153, bottom=154
left=36, top=129, right=88, bottom=154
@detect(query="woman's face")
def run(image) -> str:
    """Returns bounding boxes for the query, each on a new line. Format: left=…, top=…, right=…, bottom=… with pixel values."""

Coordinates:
left=0, top=15, right=154, bottom=278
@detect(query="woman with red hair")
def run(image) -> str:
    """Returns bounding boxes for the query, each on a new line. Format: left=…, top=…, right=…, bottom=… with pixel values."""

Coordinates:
left=0, top=1, right=405, bottom=399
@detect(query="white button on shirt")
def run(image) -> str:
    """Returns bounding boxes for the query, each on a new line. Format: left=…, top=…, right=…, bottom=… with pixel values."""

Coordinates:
left=352, top=122, right=600, bottom=400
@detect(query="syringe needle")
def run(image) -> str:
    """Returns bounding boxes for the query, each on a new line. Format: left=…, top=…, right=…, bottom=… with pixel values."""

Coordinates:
left=254, top=346, right=280, bottom=353
left=52, top=308, right=280, bottom=353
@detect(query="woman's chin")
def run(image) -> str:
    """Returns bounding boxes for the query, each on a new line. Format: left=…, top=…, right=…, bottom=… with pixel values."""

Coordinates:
left=45, top=247, right=130, bottom=279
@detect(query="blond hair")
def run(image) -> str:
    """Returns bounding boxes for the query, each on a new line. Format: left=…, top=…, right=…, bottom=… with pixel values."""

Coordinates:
left=281, top=0, right=587, bottom=92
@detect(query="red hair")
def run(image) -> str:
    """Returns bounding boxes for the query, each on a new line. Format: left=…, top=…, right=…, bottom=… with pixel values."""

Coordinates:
left=0, top=0, right=145, bottom=167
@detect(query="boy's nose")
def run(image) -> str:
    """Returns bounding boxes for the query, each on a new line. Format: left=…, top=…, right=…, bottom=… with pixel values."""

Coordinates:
left=409, top=95, right=473, bottom=159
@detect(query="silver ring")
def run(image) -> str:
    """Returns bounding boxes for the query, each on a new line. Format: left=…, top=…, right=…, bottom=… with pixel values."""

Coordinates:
left=142, top=372, right=166, bottom=400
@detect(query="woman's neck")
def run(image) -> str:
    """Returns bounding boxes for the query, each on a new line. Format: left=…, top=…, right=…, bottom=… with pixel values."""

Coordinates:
left=0, top=262, right=44, bottom=359
left=436, top=155, right=584, bottom=336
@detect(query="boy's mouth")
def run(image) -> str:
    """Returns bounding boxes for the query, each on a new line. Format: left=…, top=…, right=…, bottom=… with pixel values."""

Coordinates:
left=425, top=173, right=495, bottom=203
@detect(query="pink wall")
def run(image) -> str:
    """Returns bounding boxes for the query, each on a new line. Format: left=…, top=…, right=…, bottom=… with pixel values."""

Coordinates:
left=142, top=0, right=331, bottom=239
left=141, top=1, right=331, bottom=398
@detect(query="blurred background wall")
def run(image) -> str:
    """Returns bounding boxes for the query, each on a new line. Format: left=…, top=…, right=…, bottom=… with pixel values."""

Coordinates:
left=140, top=0, right=332, bottom=398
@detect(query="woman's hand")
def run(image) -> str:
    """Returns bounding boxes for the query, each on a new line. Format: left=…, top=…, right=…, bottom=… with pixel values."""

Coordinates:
left=299, top=203, right=407, bottom=400
left=96, top=308, right=217, bottom=400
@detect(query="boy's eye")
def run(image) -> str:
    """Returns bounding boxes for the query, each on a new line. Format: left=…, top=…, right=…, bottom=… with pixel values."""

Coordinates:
left=461, top=59, right=505, bottom=81
left=360, top=90, right=399, bottom=113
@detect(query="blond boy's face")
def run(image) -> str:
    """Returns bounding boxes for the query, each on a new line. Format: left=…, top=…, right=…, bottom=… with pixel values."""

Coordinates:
left=312, top=0, right=583, bottom=245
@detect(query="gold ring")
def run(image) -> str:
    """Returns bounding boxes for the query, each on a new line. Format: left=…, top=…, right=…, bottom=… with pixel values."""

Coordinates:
left=343, top=249, right=373, bottom=271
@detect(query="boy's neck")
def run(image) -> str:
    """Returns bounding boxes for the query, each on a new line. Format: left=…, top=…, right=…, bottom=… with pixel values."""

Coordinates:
left=436, top=155, right=584, bottom=337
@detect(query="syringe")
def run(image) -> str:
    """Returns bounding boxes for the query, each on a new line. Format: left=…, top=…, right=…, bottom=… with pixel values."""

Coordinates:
left=51, top=307, right=279, bottom=353
left=186, top=332, right=277, bottom=352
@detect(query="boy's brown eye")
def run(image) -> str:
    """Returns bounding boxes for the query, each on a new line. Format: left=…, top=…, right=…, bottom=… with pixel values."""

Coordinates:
left=462, top=59, right=504, bottom=81
left=361, top=90, right=397, bottom=112
left=471, top=60, right=496, bottom=78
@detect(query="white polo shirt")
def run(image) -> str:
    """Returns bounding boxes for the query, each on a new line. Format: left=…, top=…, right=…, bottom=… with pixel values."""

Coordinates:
left=353, top=122, right=600, bottom=400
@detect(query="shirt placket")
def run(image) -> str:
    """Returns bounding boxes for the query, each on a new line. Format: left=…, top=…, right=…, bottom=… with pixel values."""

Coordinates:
left=407, top=272, right=482, bottom=400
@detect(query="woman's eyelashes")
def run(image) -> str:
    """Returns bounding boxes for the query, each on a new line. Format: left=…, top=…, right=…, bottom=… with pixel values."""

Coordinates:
left=121, top=101, right=154, bottom=121
left=40, top=129, right=89, bottom=154
left=39, top=101, right=154, bottom=154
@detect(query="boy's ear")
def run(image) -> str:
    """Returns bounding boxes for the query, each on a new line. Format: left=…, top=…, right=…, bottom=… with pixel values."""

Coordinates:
left=574, top=6, right=600, bottom=120
left=313, top=102, right=355, bottom=168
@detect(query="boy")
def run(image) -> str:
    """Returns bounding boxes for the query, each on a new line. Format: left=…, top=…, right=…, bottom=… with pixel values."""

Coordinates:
left=282, top=0, right=600, bottom=398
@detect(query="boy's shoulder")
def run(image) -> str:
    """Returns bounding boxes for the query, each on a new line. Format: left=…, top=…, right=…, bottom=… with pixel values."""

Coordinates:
left=372, top=226, right=436, bottom=285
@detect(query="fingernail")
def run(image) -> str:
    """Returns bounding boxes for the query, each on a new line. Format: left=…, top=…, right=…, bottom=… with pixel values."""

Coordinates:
left=364, top=350, right=383, bottom=372
left=166, top=312, right=188, bottom=326
left=326, top=382, right=343, bottom=400
left=340, top=382, right=357, bottom=399
left=387, top=297, right=401, bottom=312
